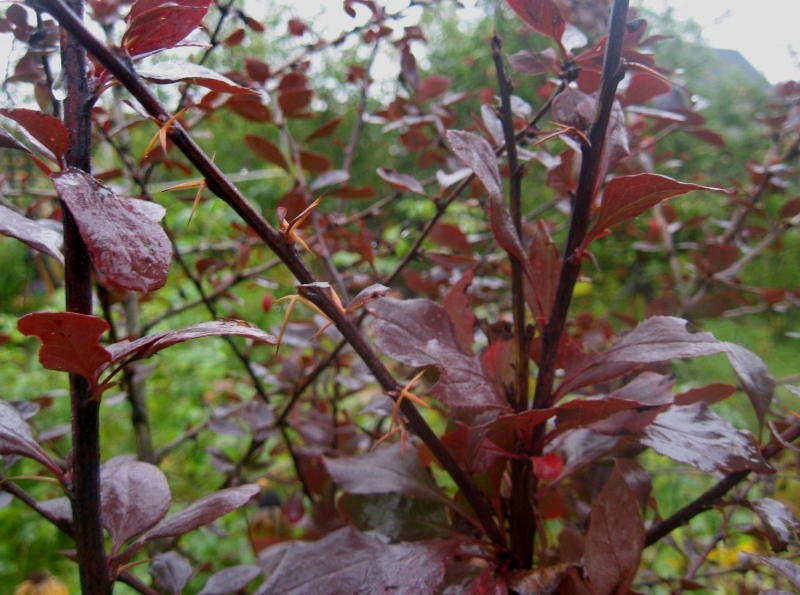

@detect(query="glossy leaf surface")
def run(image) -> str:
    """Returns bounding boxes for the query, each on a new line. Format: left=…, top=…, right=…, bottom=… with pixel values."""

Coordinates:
left=0, top=205, right=64, bottom=264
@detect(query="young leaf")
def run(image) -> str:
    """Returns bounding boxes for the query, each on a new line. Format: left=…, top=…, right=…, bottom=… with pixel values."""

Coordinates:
left=324, top=443, right=446, bottom=502
left=101, top=458, right=171, bottom=555
left=582, top=174, right=725, bottom=250
left=584, top=464, right=644, bottom=595
left=0, top=206, right=64, bottom=264
left=640, top=403, right=773, bottom=474
left=104, top=320, right=277, bottom=369
left=149, top=552, right=193, bottom=595
left=51, top=169, right=172, bottom=293
left=0, top=108, right=69, bottom=167
left=0, top=399, right=63, bottom=478
left=256, top=526, right=450, bottom=595
left=504, top=0, right=566, bottom=44
left=198, top=565, right=262, bottom=595
left=725, top=342, right=774, bottom=433
left=369, top=298, right=507, bottom=409
left=18, top=312, right=111, bottom=386
left=122, top=0, right=214, bottom=59
left=751, top=498, right=800, bottom=553
left=137, top=61, right=258, bottom=95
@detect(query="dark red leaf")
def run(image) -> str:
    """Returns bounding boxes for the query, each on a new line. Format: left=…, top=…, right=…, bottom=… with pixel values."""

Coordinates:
left=223, top=28, right=245, bottom=47
left=0, top=108, right=69, bottom=166
left=52, top=169, right=171, bottom=292
left=400, top=45, right=418, bottom=95
left=0, top=399, right=62, bottom=478
left=325, top=443, right=446, bottom=502
left=198, top=565, right=261, bottom=595
left=257, top=526, right=450, bottom=594
left=480, top=409, right=557, bottom=447
left=751, top=498, right=800, bottom=553
left=299, top=150, right=331, bottom=174
left=505, top=0, right=566, bottom=43
left=417, top=75, right=451, bottom=103
left=675, top=383, right=736, bottom=406
left=137, top=61, right=257, bottom=95
left=245, top=134, right=289, bottom=171
left=507, top=565, right=572, bottom=595
left=338, top=493, right=449, bottom=541
left=622, top=72, right=671, bottom=107
left=287, top=18, right=308, bottom=36
left=752, top=556, right=800, bottom=590
left=368, top=298, right=507, bottom=409
left=244, top=58, right=271, bottom=84
left=329, top=185, right=377, bottom=199
left=376, top=167, right=427, bottom=196
left=442, top=270, right=475, bottom=352
left=429, top=222, right=471, bottom=254
left=279, top=88, right=313, bottom=117
left=306, top=116, right=343, bottom=142
left=0, top=205, right=64, bottom=264
left=18, top=312, right=111, bottom=386
left=105, top=320, right=277, bottom=368
left=122, top=0, right=213, bottom=58
left=615, top=459, right=652, bottom=513
left=583, top=174, right=724, bottom=249
left=584, top=464, right=644, bottom=595
left=149, top=552, right=192, bottom=595
left=529, top=221, right=561, bottom=320
left=640, top=403, right=773, bottom=474
left=226, top=96, right=273, bottom=122
left=101, top=458, right=170, bottom=555
left=779, top=197, right=800, bottom=219
left=687, top=127, right=726, bottom=147
left=531, top=453, right=562, bottom=480
left=725, top=342, right=774, bottom=432
left=507, top=48, right=559, bottom=76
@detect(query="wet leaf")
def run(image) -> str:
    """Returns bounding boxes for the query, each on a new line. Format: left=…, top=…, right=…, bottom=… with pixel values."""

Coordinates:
left=583, top=174, right=725, bottom=249
left=369, top=298, right=507, bottom=408
left=18, top=312, right=111, bottom=386
left=122, top=0, right=213, bottom=58
left=105, top=320, right=277, bottom=368
left=725, top=342, right=774, bottom=433
left=338, top=492, right=449, bottom=541
left=0, top=399, right=62, bottom=477
left=256, top=526, right=450, bottom=594
left=198, top=565, right=262, bottom=595
left=752, top=498, right=800, bottom=552
left=51, top=169, right=171, bottom=292
left=442, top=270, right=475, bottom=352
left=505, top=0, right=566, bottom=43
left=325, top=443, right=446, bottom=502
left=101, top=458, right=170, bottom=554
left=640, top=403, right=773, bottom=474
left=0, top=108, right=69, bottom=166
left=149, top=552, right=192, bottom=595
left=137, top=61, right=257, bottom=94
left=584, top=464, right=644, bottom=595
left=752, top=556, right=800, bottom=590
left=675, top=383, right=736, bottom=406
left=376, top=167, right=426, bottom=196
left=0, top=206, right=64, bottom=264
left=531, top=453, right=562, bottom=480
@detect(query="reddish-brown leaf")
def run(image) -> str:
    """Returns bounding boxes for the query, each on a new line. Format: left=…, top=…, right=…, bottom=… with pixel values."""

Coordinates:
left=0, top=108, right=69, bottom=166
left=531, top=453, right=562, bottom=480
left=52, top=169, right=172, bottom=292
left=299, top=150, right=331, bottom=174
left=584, top=464, right=644, bottom=595
left=18, top=312, right=111, bottom=384
left=0, top=399, right=63, bottom=478
left=137, top=61, right=256, bottom=94
left=0, top=205, right=64, bottom=264
left=529, top=221, right=561, bottom=320
left=226, top=96, right=273, bottom=122
left=675, top=383, right=736, bottom=406
left=622, top=72, right=671, bottom=107
left=305, top=116, right=343, bottom=142
left=505, top=0, right=566, bottom=43
left=223, top=28, right=245, bottom=46
left=583, top=174, right=725, bottom=249
left=244, top=58, right=271, bottom=84
left=429, top=222, right=471, bottom=254
left=122, top=0, right=213, bottom=58
left=279, top=88, right=313, bottom=117
left=442, top=270, right=475, bottom=353
left=507, top=48, right=559, bottom=76
left=376, top=167, right=426, bottom=196
left=417, top=75, right=451, bottom=103
left=288, top=18, right=308, bottom=36
left=244, top=134, right=289, bottom=172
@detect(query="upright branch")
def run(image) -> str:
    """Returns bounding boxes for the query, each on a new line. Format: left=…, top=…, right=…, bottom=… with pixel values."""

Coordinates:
left=59, top=0, right=111, bottom=591
left=29, top=0, right=507, bottom=550
left=531, top=0, right=629, bottom=418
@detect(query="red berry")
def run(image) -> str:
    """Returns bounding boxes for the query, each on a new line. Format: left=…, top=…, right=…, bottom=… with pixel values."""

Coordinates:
left=261, top=293, right=273, bottom=312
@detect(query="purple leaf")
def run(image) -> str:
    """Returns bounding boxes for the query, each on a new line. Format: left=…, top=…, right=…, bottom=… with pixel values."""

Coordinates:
left=376, top=168, right=427, bottom=196
left=441, top=270, right=475, bottom=353
left=18, top=312, right=111, bottom=387
left=141, top=484, right=260, bottom=542
left=368, top=298, right=506, bottom=409
left=0, top=108, right=69, bottom=166
left=0, top=206, right=64, bottom=264
left=584, top=464, right=644, bottom=595
left=752, top=498, right=800, bottom=553
left=507, top=48, right=559, bottom=76
left=504, top=0, right=566, bottom=43
left=725, top=342, right=774, bottom=432
left=52, top=168, right=171, bottom=293
left=122, top=0, right=214, bottom=59
left=752, top=556, right=800, bottom=590
left=149, top=552, right=193, bottom=595
left=137, top=60, right=257, bottom=95
left=256, top=526, right=450, bottom=594
left=198, top=565, right=262, bottom=595
left=101, top=458, right=171, bottom=555
left=105, top=321, right=277, bottom=368
left=640, top=403, right=774, bottom=474
left=0, top=400, right=62, bottom=478
left=324, top=443, right=445, bottom=502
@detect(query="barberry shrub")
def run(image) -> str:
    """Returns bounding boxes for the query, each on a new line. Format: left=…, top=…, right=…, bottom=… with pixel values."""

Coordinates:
left=1, top=0, right=799, bottom=592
